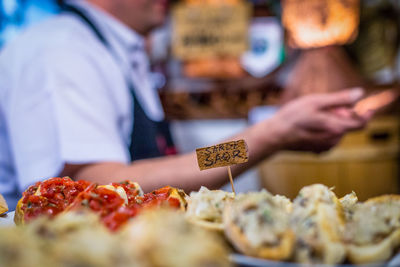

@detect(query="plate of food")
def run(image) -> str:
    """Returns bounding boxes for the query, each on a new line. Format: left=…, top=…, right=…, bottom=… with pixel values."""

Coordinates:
left=0, top=178, right=232, bottom=267
left=4, top=176, right=400, bottom=267
left=185, top=184, right=400, bottom=267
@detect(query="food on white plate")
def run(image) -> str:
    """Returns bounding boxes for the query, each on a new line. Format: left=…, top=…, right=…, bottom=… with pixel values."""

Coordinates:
left=290, top=184, right=346, bottom=264
left=344, top=195, right=400, bottom=264
left=0, top=193, right=8, bottom=215
left=223, top=190, right=294, bottom=260
left=185, top=186, right=234, bottom=231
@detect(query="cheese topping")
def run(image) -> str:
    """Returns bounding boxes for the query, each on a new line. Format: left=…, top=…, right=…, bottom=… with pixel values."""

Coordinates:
left=345, top=199, right=400, bottom=245
left=186, top=186, right=234, bottom=223
left=231, top=190, right=291, bottom=247
left=339, top=192, right=358, bottom=221
left=291, top=185, right=343, bottom=242
left=290, top=184, right=346, bottom=263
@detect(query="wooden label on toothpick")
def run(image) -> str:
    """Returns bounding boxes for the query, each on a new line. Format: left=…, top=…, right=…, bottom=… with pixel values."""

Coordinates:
left=196, top=140, right=249, bottom=171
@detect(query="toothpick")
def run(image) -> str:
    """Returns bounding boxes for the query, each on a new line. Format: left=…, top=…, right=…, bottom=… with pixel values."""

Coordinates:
left=227, top=166, right=236, bottom=195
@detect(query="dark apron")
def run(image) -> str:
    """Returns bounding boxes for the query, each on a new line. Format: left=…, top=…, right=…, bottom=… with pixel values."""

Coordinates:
left=62, top=5, right=176, bottom=161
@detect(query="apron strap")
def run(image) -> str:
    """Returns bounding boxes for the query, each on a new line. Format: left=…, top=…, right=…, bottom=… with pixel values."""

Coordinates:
left=62, top=4, right=176, bottom=160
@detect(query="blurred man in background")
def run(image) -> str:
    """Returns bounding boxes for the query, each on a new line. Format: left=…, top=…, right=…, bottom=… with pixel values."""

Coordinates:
left=0, top=0, right=370, bottom=208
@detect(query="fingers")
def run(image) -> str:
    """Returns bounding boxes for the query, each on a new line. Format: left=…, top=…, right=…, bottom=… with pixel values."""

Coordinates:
left=328, top=113, right=366, bottom=131
left=274, top=88, right=371, bottom=154
left=354, top=89, right=399, bottom=116
left=304, top=112, right=366, bottom=134
left=289, top=130, right=344, bottom=153
left=309, top=88, right=364, bottom=109
left=359, top=110, right=375, bottom=121
left=331, top=107, right=354, bottom=118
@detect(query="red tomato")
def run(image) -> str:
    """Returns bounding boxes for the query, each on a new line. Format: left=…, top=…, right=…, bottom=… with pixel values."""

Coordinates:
left=102, top=205, right=140, bottom=231
left=107, top=181, right=141, bottom=206
left=69, top=186, right=125, bottom=217
left=21, top=177, right=93, bottom=222
left=136, top=186, right=181, bottom=209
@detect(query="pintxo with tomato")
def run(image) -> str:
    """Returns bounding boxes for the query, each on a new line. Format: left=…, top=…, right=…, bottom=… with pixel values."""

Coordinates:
left=14, top=177, right=187, bottom=231
left=14, top=177, right=93, bottom=225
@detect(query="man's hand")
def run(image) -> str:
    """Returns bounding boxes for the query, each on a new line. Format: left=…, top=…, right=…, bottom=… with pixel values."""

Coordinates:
left=269, top=88, right=370, bottom=153
left=60, top=88, right=372, bottom=192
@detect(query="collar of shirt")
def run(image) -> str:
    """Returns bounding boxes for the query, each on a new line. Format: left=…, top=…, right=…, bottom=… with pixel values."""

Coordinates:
left=65, top=0, right=165, bottom=121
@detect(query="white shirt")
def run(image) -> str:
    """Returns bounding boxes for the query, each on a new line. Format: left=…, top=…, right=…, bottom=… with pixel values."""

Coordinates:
left=0, top=1, right=164, bottom=208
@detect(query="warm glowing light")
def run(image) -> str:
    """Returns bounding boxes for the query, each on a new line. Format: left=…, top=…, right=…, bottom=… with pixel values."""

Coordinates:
left=282, top=0, right=360, bottom=48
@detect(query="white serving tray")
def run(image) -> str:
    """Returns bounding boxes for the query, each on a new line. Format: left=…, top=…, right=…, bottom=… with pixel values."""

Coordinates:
left=231, top=252, right=400, bottom=267
left=0, top=211, right=15, bottom=227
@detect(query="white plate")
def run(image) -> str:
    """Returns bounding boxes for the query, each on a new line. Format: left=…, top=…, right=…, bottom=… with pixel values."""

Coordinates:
left=0, top=211, right=15, bottom=227
left=231, top=253, right=400, bottom=267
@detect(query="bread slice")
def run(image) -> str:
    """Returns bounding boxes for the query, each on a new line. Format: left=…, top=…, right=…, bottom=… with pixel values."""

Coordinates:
left=290, top=184, right=346, bottom=264
left=14, top=197, right=24, bottom=225
left=185, top=186, right=234, bottom=231
left=168, top=187, right=188, bottom=211
left=0, top=194, right=8, bottom=215
left=223, top=190, right=294, bottom=260
left=347, top=229, right=400, bottom=264
left=344, top=195, right=400, bottom=264
left=187, top=218, right=225, bottom=231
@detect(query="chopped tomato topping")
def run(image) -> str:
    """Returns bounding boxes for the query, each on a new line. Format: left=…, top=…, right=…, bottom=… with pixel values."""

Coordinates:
left=21, top=177, right=93, bottom=222
left=102, top=205, right=141, bottom=231
left=69, top=186, right=125, bottom=217
left=109, top=181, right=141, bottom=205
left=20, top=179, right=184, bottom=231
left=136, top=186, right=182, bottom=209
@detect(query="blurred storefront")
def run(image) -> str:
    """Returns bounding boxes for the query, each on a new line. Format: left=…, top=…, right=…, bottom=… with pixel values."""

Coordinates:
left=158, top=0, right=400, bottom=196
left=1, top=0, right=400, bottom=196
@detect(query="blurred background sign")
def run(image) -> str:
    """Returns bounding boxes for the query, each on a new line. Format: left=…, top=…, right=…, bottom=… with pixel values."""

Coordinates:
left=172, top=0, right=251, bottom=59
left=241, top=17, right=283, bottom=78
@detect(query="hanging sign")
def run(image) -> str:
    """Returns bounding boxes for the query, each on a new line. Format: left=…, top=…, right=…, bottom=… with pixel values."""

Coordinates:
left=172, top=1, right=251, bottom=59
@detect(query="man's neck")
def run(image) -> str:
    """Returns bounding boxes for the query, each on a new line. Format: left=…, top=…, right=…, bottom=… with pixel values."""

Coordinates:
left=86, top=0, right=148, bottom=36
